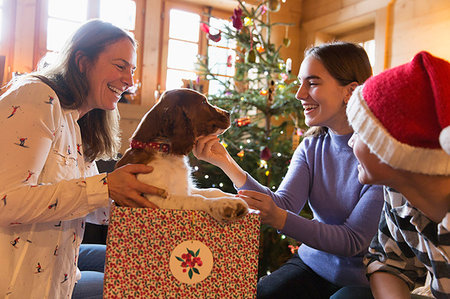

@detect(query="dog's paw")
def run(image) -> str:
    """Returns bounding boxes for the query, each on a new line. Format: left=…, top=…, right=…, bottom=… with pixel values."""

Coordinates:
left=208, top=197, right=248, bottom=222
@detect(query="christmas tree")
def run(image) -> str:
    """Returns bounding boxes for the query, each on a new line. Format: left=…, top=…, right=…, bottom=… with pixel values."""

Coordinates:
left=190, top=0, right=310, bottom=278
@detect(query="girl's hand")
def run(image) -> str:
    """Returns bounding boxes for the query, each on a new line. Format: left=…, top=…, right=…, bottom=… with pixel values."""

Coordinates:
left=238, top=190, right=287, bottom=230
left=192, top=135, right=230, bottom=168
left=107, top=164, right=167, bottom=208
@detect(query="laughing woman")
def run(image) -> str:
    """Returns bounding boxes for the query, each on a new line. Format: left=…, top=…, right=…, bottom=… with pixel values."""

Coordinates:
left=0, top=20, right=165, bottom=298
left=194, top=42, right=384, bottom=299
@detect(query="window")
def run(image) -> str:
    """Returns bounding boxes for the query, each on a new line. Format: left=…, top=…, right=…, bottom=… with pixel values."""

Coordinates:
left=360, top=39, right=375, bottom=67
left=43, top=0, right=137, bottom=65
left=36, top=0, right=144, bottom=102
left=161, top=3, right=235, bottom=94
left=335, top=24, right=376, bottom=68
left=165, top=9, right=200, bottom=91
left=206, top=17, right=236, bottom=95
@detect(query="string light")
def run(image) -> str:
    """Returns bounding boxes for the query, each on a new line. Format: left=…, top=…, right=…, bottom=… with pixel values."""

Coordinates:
left=194, top=166, right=199, bottom=171
left=277, top=153, right=281, bottom=157
left=219, top=183, right=224, bottom=187
left=204, top=175, right=209, bottom=179
left=244, top=17, right=253, bottom=26
left=259, top=160, right=268, bottom=168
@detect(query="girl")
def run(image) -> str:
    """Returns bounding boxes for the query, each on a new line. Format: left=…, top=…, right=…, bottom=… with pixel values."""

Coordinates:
left=194, top=42, right=384, bottom=299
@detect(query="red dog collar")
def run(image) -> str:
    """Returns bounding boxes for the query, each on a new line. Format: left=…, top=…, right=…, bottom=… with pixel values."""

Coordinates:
left=130, top=140, right=170, bottom=153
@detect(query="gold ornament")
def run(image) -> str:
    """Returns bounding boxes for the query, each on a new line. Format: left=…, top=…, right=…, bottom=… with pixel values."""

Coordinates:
left=247, top=49, right=256, bottom=63
left=268, top=0, right=281, bottom=12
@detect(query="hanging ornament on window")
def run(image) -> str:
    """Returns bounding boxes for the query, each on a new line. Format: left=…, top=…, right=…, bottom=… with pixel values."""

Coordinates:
left=200, top=23, right=221, bottom=42
left=227, top=55, right=233, bottom=67
left=268, top=0, right=281, bottom=12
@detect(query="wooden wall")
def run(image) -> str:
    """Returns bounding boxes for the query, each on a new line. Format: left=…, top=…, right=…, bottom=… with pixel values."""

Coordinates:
left=300, top=0, right=450, bottom=74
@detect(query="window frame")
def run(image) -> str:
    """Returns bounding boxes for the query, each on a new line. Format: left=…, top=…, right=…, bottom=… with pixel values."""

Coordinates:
left=160, top=0, right=233, bottom=93
left=0, top=0, right=16, bottom=85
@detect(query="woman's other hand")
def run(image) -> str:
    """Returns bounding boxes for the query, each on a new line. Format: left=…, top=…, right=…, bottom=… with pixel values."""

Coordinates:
left=238, top=190, right=287, bottom=230
left=107, top=164, right=167, bottom=208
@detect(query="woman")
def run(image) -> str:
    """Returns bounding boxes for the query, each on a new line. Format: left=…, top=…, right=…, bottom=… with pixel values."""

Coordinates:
left=0, top=20, right=164, bottom=298
left=194, top=42, right=384, bottom=298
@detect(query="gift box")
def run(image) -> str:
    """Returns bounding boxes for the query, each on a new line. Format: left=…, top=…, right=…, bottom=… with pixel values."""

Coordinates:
left=103, top=206, right=260, bottom=298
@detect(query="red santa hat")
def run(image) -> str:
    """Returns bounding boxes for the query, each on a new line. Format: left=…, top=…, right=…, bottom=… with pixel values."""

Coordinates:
left=347, top=51, right=450, bottom=175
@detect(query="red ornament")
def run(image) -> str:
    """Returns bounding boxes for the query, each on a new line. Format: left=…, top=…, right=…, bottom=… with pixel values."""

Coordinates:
left=227, top=55, right=233, bottom=67
left=208, top=31, right=222, bottom=42
left=200, top=23, right=210, bottom=33
left=260, top=147, right=272, bottom=161
left=232, top=7, right=243, bottom=30
left=235, top=116, right=251, bottom=127
left=200, top=23, right=222, bottom=42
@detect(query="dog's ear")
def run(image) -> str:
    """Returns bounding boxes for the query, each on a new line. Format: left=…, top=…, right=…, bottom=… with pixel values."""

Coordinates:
left=166, top=105, right=196, bottom=155
left=132, top=105, right=165, bottom=142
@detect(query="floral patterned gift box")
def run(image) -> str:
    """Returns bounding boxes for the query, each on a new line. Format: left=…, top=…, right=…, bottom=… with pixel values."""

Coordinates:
left=103, top=206, right=260, bottom=298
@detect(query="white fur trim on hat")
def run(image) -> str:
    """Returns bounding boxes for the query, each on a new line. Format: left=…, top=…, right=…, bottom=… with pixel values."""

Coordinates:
left=440, top=126, right=450, bottom=155
left=347, top=86, right=450, bottom=175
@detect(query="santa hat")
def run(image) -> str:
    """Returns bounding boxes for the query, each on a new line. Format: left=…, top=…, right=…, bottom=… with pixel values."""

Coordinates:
left=347, top=51, right=450, bottom=175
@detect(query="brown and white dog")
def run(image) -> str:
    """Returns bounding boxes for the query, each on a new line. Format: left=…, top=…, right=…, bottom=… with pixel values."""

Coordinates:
left=116, top=88, right=248, bottom=222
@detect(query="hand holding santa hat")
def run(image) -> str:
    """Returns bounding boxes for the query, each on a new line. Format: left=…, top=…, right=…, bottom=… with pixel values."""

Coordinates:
left=346, top=51, right=450, bottom=175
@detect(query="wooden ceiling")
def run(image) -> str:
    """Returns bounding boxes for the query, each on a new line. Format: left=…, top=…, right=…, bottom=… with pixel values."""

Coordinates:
left=176, top=0, right=259, bottom=12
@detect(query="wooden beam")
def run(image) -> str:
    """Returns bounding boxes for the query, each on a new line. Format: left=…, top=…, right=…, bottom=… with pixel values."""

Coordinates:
left=302, top=0, right=391, bottom=31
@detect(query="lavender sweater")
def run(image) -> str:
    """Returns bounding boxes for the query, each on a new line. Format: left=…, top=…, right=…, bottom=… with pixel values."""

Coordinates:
left=240, top=132, right=384, bottom=286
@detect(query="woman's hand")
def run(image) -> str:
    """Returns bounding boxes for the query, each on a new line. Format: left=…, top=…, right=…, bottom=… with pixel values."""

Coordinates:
left=107, top=164, right=167, bottom=208
left=192, top=135, right=230, bottom=168
left=238, top=190, right=287, bottom=230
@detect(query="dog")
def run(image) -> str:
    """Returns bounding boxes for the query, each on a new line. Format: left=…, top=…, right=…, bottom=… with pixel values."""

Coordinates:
left=116, top=88, right=248, bottom=222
